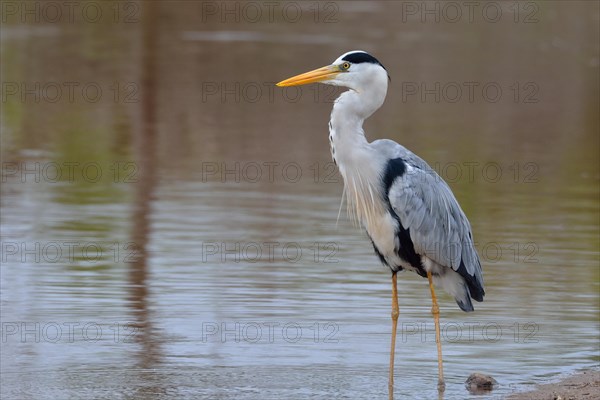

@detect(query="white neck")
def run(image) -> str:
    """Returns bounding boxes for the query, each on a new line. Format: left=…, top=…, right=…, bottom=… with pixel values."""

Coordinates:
left=329, top=88, right=387, bottom=227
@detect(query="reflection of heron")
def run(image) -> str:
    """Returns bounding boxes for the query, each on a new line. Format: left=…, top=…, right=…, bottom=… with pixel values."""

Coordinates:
left=277, top=51, right=485, bottom=397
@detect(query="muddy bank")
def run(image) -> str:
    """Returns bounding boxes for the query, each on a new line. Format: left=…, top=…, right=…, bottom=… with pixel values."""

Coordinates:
left=508, top=370, right=599, bottom=400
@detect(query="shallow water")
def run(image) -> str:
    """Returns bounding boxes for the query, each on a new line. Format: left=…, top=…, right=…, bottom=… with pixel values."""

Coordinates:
left=1, top=1, right=599, bottom=399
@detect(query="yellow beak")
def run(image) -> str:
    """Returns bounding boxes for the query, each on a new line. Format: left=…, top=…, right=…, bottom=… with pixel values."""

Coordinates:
left=276, top=65, right=341, bottom=87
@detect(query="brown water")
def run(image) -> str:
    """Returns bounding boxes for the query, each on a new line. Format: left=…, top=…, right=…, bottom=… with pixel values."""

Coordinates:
left=1, top=1, right=599, bottom=399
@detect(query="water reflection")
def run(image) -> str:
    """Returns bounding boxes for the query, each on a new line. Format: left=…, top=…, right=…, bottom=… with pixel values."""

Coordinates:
left=1, top=1, right=599, bottom=399
left=127, top=2, right=163, bottom=395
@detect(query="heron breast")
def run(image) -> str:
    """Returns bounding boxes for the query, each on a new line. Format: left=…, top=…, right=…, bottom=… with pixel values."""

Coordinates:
left=367, top=212, right=398, bottom=259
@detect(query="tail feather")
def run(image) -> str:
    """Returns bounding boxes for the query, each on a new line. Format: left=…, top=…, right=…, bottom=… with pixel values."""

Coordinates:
left=455, top=286, right=474, bottom=312
left=432, top=267, right=476, bottom=312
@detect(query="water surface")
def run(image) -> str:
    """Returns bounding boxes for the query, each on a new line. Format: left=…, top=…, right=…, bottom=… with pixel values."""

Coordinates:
left=1, top=1, right=599, bottom=399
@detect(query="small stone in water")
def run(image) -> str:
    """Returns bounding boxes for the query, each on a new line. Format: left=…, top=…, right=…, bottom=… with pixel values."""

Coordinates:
left=465, top=373, right=498, bottom=394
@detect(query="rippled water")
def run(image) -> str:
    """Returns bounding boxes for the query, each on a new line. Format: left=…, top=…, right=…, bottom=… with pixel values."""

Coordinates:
left=1, top=1, right=599, bottom=399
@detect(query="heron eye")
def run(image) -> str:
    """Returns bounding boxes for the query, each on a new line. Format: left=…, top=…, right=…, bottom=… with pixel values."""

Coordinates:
left=342, top=62, right=350, bottom=70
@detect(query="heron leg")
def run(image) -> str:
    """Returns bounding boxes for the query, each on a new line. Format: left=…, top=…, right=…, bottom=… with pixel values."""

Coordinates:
left=388, top=272, right=399, bottom=400
left=427, top=271, right=445, bottom=391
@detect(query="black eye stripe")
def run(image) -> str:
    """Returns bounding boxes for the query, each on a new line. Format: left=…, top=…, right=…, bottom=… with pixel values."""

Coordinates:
left=341, top=52, right=387, bottom=71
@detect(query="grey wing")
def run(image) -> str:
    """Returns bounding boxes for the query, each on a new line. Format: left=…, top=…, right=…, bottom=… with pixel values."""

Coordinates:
left=387, top=163, right=485, bottom=301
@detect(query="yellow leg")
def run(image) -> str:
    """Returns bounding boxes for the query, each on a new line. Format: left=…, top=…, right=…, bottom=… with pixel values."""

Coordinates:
left=427, top=271, right=445, bottom=391
left=388, top=273, right=399, bottom=400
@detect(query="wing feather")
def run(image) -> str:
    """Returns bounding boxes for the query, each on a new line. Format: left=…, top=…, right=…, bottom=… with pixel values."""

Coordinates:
left=376, top=143, right=485, bottom=301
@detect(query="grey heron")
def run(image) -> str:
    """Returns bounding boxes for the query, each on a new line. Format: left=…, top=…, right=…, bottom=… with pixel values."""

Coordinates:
left=277, top=51, right=485, bottom=396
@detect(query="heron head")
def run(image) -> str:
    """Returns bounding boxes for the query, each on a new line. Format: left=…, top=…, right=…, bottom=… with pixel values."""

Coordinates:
left=277, top=50, right=390, bottom=92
